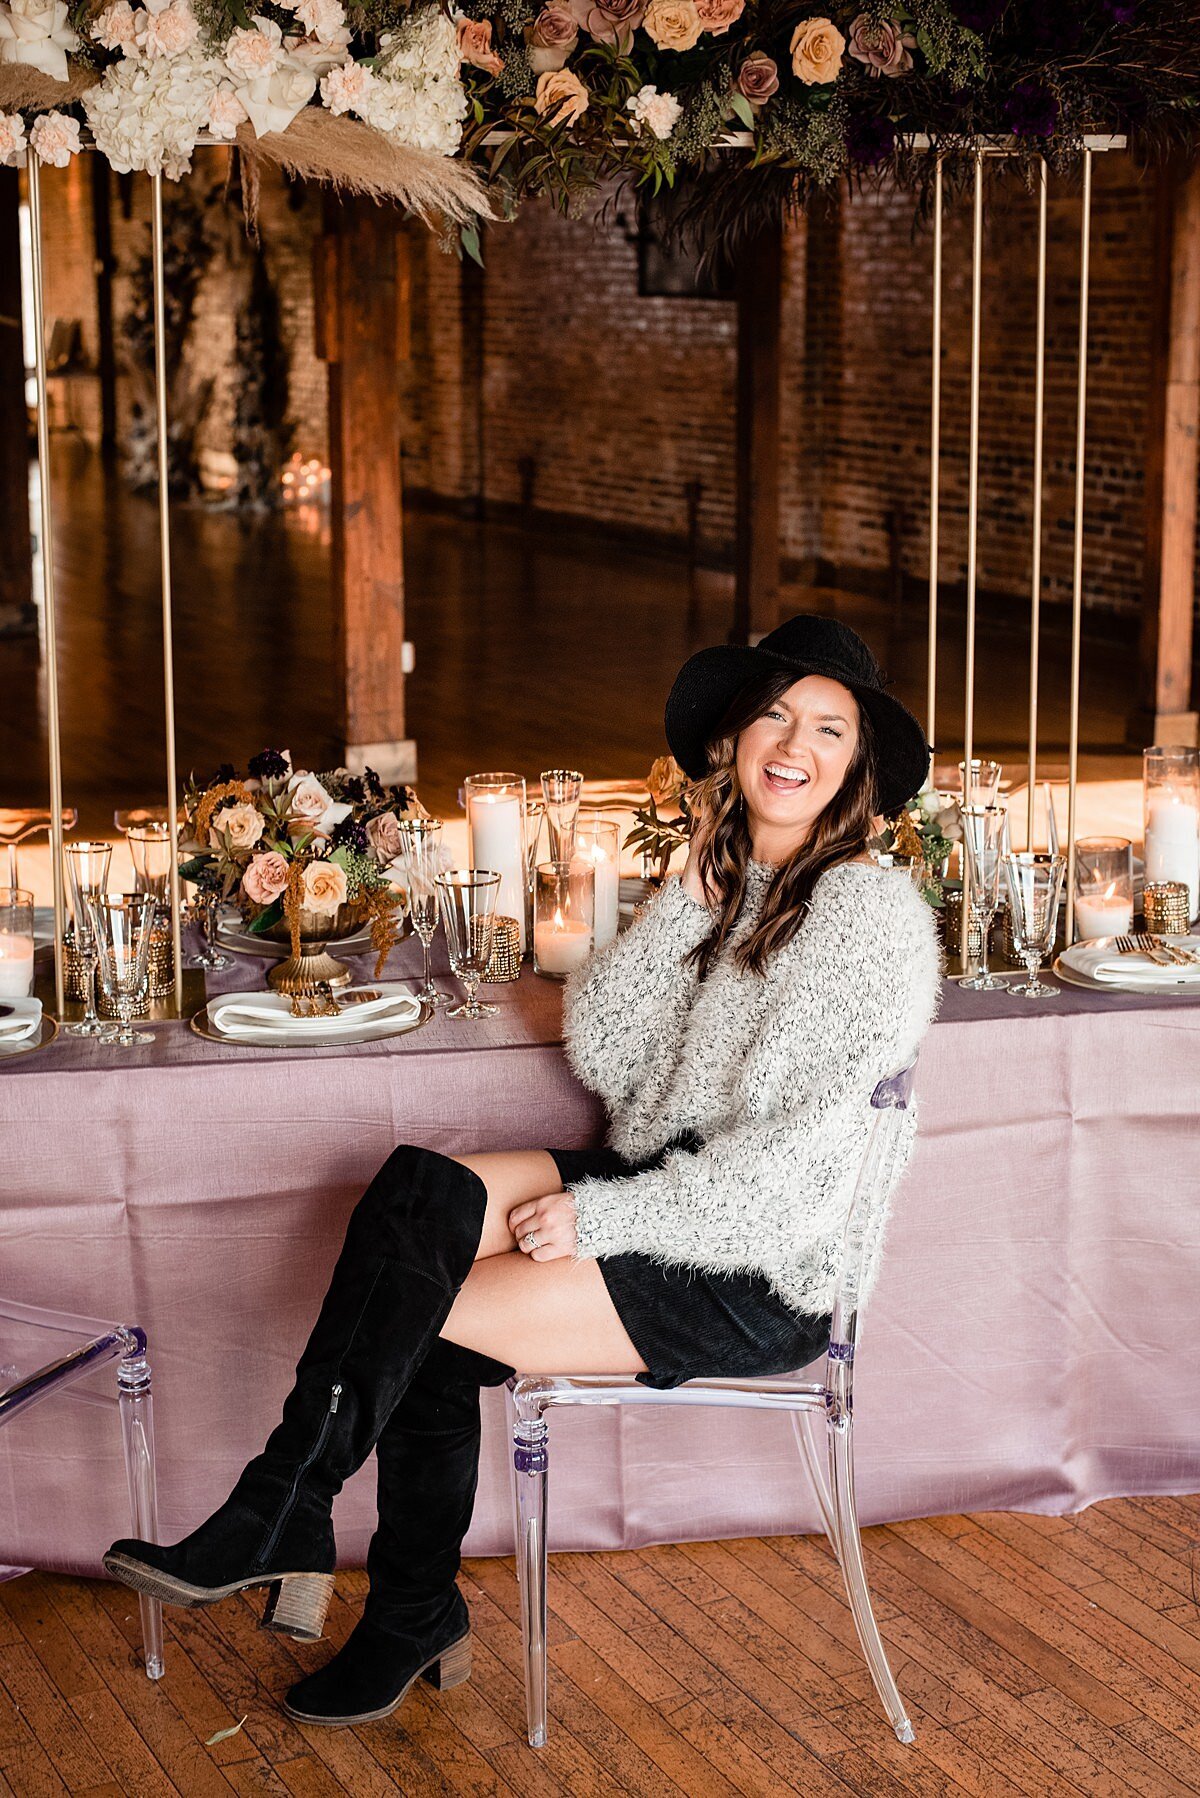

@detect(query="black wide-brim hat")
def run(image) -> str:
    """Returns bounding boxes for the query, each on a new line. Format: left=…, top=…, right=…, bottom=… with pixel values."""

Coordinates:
left=664, top=614, right=930, bottom=817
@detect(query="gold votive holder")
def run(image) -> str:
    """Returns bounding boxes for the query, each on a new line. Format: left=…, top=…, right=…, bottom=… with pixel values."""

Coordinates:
left=1143, top=881, right=1190, bottom=935
left=481, top=915, right=521, bottom=983
left=99, top=983, right=150, bottom=1021
left=146, top=917, right=175, bottom=998
left=63, top=926, right=90, bottom=1002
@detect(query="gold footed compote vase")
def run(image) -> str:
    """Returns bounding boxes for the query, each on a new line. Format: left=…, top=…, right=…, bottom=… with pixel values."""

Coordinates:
left=261, top=901, right=368, bottom=995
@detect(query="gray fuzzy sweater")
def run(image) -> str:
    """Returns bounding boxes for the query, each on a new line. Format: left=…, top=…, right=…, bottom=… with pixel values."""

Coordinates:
left=562, top=860, right=942, bottom=1316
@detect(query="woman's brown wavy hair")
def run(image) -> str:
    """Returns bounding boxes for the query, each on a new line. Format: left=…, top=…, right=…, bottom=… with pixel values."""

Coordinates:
left=687, top=666, right=879, bottom=979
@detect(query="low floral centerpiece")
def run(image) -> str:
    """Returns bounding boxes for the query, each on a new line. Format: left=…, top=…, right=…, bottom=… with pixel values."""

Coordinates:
left=179, top=747, right=425, bottom=990
left=875, top=782, right=960, bottom=905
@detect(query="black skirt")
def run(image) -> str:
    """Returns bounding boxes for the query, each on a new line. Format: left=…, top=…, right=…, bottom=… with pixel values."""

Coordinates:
left=549, top=1140, right=831, bottom=1391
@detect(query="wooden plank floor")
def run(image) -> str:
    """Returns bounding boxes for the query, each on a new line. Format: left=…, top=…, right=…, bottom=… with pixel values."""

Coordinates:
left=2, top=1495, right=1198, bottom=1796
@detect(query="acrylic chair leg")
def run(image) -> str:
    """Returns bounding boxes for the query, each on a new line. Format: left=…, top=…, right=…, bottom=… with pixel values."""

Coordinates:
left=827, top=1419, right=912, bottom=1744
left=512, top=1416, right=550, bottom=1748
left=117, top=1337, right=165, bottom=1681
left=792, top=1409, right=837, bottom=1548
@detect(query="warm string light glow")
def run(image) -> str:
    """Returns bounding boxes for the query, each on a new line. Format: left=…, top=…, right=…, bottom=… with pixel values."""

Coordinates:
left=280, top=454, right=332, bottom=505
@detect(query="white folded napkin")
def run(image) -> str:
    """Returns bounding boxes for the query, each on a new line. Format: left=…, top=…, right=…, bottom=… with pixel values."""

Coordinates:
left=209, top=989, right=421, bottom=1040
left=0, top=996, right=42, bottom=1043
left=1067, top=942, right=1200, bottom=986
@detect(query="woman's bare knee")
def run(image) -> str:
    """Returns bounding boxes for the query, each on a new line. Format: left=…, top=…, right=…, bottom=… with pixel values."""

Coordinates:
left=451, top=1150, right=565, bottom=1260
left=441, top=1255, right=647, bottom=1374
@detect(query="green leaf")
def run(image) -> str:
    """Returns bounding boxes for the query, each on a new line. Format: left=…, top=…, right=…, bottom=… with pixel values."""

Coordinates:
left=729, top=93, right=755, bottom=130
left=245, top=899, right=284, bottom=936
left=472, top=97, right=484, bottom=123
left=206, top=1717, right=248, bottom=1748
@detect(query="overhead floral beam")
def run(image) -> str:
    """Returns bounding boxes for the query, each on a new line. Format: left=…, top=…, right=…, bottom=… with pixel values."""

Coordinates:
left=0, top=0, right=1196, bottom=243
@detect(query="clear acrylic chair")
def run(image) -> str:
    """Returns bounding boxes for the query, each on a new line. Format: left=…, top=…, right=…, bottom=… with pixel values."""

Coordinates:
left=0, top=1298, right=164, bottom=1680
left=506, top=1062, right=917, bottom=1749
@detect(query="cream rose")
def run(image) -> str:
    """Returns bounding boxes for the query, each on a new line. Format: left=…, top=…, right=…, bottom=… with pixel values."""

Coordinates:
left=790, top=15, right=844, bottom=84
left=456, top=14, right=502, bottom=75
left=643, top=0, right=701, bottom=51
left=0, top=0, right=80, bottom=84
left=242, top=849, right=290, bottom=905
left=302, top=859, right=348, bottom=916
left=286, top=771, right=350, bottom=840
left=212, top=801, right=265, bottom=850
left=534, top=65, right=588, bottom=124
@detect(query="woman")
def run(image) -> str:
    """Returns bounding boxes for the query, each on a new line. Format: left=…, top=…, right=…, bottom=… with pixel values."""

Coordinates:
left=105, top=614, right=941, bottom=1729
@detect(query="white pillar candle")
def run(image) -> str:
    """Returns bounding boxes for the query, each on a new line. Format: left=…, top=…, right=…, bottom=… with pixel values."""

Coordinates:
left=467, top=791, right=527, bottom=951
left=1144, top=796, right=1200, bottom=921
left=534, top=913, right=592, bottom=976
left=1074, top=894, right=1134, bottom=942
left=0, top=934, right=35, bottom=997
left=578, top=843, right=619, bottom=948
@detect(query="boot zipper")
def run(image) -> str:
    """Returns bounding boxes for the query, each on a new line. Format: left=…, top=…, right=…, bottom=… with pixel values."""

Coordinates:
left=256, top=1381, right=343, bottom=1572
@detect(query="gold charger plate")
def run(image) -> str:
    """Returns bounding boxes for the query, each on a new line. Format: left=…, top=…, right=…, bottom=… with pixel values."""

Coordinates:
left=1052, top=954, right=1200, bottom=1000
left=189, top=988, right=432, bottom=1049
left=0, top=1015, right=59, bottom=1060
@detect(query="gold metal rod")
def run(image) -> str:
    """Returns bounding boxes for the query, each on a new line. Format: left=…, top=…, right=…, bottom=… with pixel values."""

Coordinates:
left=1066, top=149, right=1093, bottom=943
left=961, top=147, right=984, bottom=973
left=26, top=153, right=67, bottom=1014
left=1027, top=159, right=1047, bottom=849
left=151, top=171, right=183, bottom=998
left=926, top=154, right=943, bottom=764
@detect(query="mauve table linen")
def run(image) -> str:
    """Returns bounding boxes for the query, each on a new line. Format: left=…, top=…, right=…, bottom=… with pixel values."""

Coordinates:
left=2, top=931, right=1199, bottom=1577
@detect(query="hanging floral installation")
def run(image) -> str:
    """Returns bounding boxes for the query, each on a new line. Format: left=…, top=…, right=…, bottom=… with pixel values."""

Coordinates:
left=0, top=0, right=1197, bottom=243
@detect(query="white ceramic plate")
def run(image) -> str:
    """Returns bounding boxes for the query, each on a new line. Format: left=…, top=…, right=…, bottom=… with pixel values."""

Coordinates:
left=190, top=983, right=431, bottom=1048
left=1054, top=936, right=1200, bottom=999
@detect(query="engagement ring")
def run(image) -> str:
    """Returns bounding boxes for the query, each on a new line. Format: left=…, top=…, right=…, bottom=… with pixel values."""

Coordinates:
left=523, top=1230, right=539, bottom=1251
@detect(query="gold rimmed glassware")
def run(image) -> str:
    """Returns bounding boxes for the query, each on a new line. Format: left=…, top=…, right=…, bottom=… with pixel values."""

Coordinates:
left=87, top=893, right=157, bottom=1046
left=1002, top=851, right=1065, bottom=1001
left=957, top=758, right=1003, bottom=810
left=435, top=870, right=501, bottom=1020
left=958, top=805, right=1008, bottom=991
left=64, top=841, right=112, bottom=1037
left=398, top=817, right=452, bottom=1007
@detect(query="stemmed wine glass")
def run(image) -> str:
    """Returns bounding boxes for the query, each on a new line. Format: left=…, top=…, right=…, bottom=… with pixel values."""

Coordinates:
left=187, top=885, right=232, bottom=971
left=540, top=770, right=583, bottom=866
left=958, top=805, right=1009, bottom=991
left=87, top=893, right=157, bottom=1046
left=435, top=870, right=501, bottom=1020
left=64, top=840, right=113, bottom=1037
left=1002, top=852, right=1065, bottom=1001
left=957, top=758, right=1003, bottom=809
left=398, top=818, right=452, bottom=1007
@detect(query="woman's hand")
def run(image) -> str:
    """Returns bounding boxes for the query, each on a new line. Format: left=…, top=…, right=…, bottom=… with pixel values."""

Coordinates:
left=508, top=1191, right=579, bottom=1262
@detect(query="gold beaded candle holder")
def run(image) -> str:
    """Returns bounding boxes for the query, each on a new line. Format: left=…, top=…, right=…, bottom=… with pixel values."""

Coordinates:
left=63, top=927, right=89, bottom=1002
left=1143, top=881, right=1190, bottom=935
left=481, top=916, right=521, bottom=983
left=146, top=917, right=175, bottom=998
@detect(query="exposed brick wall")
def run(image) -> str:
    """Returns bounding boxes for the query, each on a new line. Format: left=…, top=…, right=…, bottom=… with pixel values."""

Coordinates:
left=33, top=149, right=1161, bottom=617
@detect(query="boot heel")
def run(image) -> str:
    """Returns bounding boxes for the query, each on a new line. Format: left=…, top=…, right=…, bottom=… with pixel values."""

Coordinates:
left=261, top=1572, right=335, bottom=1642
left=423, top=1631, right=471, bottom=1690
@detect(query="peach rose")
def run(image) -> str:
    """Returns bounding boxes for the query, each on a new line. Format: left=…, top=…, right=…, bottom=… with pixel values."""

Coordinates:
left=456, top=15, right=503, bottom=75
left=242, top=850, right=290, bottom=906
left=534, top=65, right=589, bottom=123
left=526, top=4, right=577, bottom=73
left=302, top=859, right=348, bottom=916
left=790, top=15, right=844, bottom=84
left=695, top=0, right=742, bottom=34
left=212, top=802, right=265, bottom=850
left=643, top=0, right=701, bottom=50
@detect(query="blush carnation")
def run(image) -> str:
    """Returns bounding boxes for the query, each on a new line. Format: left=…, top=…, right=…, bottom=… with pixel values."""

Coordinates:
left=0, top=109, right=26, bottom=164
left=626, top=83, right=681, bottom=140
left=319, top=56, right=375, bottom=113
left=138, top=0, right=198, bottom=60
left=224, top=17, right=280, bottom=80
left=28, top=108, right=81, bottom=165
left=91, top=0, right=137, bottom=51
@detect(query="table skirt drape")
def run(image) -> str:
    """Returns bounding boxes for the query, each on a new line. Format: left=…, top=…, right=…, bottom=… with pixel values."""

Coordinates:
left=3, top=954, right=1199, bottom=1575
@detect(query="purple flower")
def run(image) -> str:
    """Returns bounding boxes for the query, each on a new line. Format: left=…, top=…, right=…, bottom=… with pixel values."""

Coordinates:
left=205, top=763, right=238, bottom=788
left=846, top=112, right=896, bottom=167
left=248, top=747, right=289, bottom=781
left=1004, top=78, right=1059, bottom=139
left=331, top=816, right=370, bottom=853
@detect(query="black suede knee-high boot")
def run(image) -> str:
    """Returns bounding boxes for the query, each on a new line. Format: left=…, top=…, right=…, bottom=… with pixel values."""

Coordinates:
left=104, top=1146, right=488, bottom=1643
left=284, top=1337, right=514, bottom=1726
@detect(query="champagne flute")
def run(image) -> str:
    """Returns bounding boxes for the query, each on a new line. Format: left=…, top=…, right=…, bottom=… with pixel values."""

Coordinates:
left=436, top=870, right=501, bottom=1020
left=88, top=893, right=157, bottom=1046
left=1003, top=852, right=1065, bottom=1001
left=64, top=841, right=113, bottom=1037
left=958, top=805, right=1008, bottom=991
left=398, top=818, right=452, bottom=1007
left=188, top=885, right=232, bottom=970
left=540, top=770, right=583, bottom=866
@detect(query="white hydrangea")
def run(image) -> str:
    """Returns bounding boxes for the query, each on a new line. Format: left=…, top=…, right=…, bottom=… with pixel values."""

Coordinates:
left=626, top=83, right=682, bottom=141
left=0, top=108, right=27, bottom=165
left=84, top=47, right=219, bottom=177
left=320, top=8, right=465, bottom=155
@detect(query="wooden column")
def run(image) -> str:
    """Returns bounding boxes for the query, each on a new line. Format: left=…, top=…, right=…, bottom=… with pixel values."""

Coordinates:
left=1134, top=159, right=1200, bottom=746
left=733, top=222, right=783, bottom=645
left=317, top=195, right=414, bottom=782
left=0, top=167, right=33, bottom=635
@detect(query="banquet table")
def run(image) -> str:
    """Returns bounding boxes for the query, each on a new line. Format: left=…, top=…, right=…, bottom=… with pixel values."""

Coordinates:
left=3, top=926, right=1199, bottom=1579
